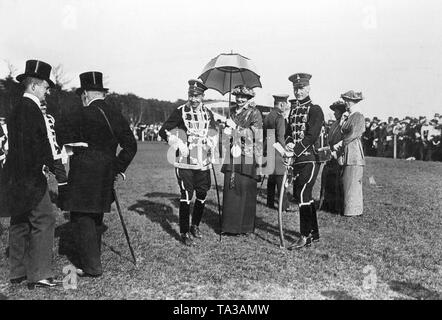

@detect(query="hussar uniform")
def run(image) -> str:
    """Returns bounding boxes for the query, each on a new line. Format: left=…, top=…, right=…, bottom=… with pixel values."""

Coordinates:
left=286, top=73, right=324, bottom=245
left=159, top=80, right=218, bottom=242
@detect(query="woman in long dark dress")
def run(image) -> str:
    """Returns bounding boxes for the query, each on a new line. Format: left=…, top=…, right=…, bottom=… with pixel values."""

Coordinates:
left=221, top=85, right=263, bottom=234
left=320, top=101, right=345, bottom=214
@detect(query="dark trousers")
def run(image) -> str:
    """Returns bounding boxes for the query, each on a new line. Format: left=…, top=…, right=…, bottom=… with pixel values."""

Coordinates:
left=70, top=212, right=104, bottom=275
left=299, top=203, right=319, bottom=238
left=293, top=162, right=320, bottom=237
left=175, top=168, right=211, bottom=234
left=266, top=174, right=288, bottom=211
left=9, top=188, right=55, bottom=282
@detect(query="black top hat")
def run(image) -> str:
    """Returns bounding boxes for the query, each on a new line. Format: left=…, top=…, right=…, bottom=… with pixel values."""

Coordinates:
left=188, top=79, right=207, bottom=95
left=288, top=73, right=312, bottom=88
left=16, top=60, right=55, bottom=88
left=76, top=71, right=109, bottom=95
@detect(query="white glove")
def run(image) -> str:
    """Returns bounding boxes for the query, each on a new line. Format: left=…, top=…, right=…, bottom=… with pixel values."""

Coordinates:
left=178, top=141, right=189, bottom=157
left=226, top=118, right=237, bottom=129
left=333, top=141, right=343, bottom=150
left=286, top=142, right=295, bottom=152
left=224, top=127, right=233, bottom=136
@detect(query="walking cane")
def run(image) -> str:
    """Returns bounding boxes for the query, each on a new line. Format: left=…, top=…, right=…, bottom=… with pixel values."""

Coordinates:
left=113, top=188, right=137, bottom=266
left=211, top=164, right=222, bottom=241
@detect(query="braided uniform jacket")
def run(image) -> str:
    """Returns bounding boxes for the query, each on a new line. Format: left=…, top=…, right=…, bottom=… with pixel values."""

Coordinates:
left=159, top=103, right=218, bottom=171
left=285, top=97, right=325, bottom=164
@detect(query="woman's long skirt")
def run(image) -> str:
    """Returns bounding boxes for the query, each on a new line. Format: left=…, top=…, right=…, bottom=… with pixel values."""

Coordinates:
left=221, top=172, right=257, bottom=234
left=342, top=165, right=364, bottom=216
left=320, top=159, right=344, bottom=214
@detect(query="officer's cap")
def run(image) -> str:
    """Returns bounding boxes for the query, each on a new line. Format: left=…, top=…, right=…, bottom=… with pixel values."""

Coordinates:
left=188, top=79, right=207, bottom=95
left=288, top=73, right=312, bottom=88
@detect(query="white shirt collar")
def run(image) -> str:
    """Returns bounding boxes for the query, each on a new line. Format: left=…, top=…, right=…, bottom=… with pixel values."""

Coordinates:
left=87, top=97, right=105, bottom=107
left=23, top=92, right=42, bottom=108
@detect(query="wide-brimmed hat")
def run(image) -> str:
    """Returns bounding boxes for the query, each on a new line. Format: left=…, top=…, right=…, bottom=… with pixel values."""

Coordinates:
left=16, top=60, right=55, bottom=88
left=76, top=71, right=109, bottom=95
left=329, top=101, right=346, bottom=113
left=288, top=73, right=311, bottom=88
left=341, top=90, right=363, bottom=102
left=232, top=85, right=255, bottom=98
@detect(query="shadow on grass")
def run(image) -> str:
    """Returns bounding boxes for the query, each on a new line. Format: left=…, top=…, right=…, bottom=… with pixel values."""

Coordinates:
left=129, top=192, right=221, bottom=241
left=389, top=281, right=442, bottom=300
left=133, top=190, right=305, bottom=247
left=0, top=293, right=7, bottom=300
left=321, top=290, right=358, bottom=300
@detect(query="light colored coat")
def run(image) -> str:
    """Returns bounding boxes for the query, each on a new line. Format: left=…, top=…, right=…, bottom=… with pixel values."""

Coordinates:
left=341, top=111, right=365, bottom=166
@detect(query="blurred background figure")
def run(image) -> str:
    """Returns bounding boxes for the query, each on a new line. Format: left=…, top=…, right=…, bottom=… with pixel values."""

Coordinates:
left=320, top=101, right=346, bottom=215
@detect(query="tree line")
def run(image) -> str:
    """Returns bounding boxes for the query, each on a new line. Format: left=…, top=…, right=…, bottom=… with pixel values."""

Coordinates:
left=0, top=64, right=185, bottom=127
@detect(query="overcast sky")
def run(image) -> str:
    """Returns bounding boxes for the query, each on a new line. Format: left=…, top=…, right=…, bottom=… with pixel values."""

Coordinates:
left=1, top=0, right=441, bottom=120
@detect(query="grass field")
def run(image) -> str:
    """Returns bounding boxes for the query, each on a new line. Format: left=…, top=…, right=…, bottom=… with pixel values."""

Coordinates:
left=1, top=142, right=441, bottom=300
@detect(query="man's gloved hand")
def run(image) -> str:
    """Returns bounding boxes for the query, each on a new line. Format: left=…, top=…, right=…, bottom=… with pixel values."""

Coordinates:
left=286, top=142, right=295, bottom=152
left=225, top=118, right=237, bottom=130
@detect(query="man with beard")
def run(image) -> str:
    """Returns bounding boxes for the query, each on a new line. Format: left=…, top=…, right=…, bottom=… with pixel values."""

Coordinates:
left=159, top=79, right=218, bottom=246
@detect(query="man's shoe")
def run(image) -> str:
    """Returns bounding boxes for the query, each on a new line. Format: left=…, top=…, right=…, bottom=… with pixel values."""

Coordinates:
left=288, top=235, right=312, bottom=250
left=311, top=232, right=320, bottom=243
left=181, top=233, right=194, bottom=246
left=27, top=278, right=62, bottom=290
left=10, top=276, right=27, bottom=284
left=76, top=268, right=102, bottom=278
left=190, top=225, right=202, bottom=239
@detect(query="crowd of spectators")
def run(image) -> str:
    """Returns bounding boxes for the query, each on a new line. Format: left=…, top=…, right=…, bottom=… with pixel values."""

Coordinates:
left=324, top=113, right=442, bottom=161
left=132, top=123, right=164, bottom=142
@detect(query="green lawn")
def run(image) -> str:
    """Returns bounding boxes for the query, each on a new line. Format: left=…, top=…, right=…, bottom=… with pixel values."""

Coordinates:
left=1, top=142, right=441, bottom=300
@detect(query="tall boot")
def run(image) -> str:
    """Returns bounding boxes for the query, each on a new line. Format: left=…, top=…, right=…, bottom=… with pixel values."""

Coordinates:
left=190, top=200, right=204, bottom=238
left=289, top=205, right=312, bottom=250
left=266, top=175, right=276, bottom=208
left=310, top=203, right=320, bottom=242
left=179, top=202, right=193, bottom=246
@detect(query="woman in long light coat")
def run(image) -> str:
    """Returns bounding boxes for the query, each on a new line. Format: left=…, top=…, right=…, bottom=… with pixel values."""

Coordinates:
left=332, top=91, right=365, bottom=217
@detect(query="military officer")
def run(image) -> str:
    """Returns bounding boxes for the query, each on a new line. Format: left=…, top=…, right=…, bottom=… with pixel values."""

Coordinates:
left=60, top=71, right=137, bottom=277
left=264, top=94, right=290, bottom=211
left=159, top=79, right=218, bottom=246
left=285, top=73, right=325, bottom=249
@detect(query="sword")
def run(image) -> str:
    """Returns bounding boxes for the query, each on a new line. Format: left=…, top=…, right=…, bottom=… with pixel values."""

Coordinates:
left=113, top=188, right=137, bottom=266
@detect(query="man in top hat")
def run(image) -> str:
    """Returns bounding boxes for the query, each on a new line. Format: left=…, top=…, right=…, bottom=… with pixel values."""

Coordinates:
left=264, top=94, right=291, bottom=211
left=0, top=59, right=62, bottom=289
left=59, top=71, right=137, bottom=277
left=285, top=73, right=325, bottom=249
left=159, top=79, right=218, bottom=246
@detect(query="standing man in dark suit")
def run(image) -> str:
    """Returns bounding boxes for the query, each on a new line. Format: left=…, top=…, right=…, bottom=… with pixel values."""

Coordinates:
left=285, top=73, right=324, bottom=249
left=264, top=94, right=290, bottom=211
left=0, top=60, right=60, bottom=288
left=60, top=71, right=137, bottom=277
